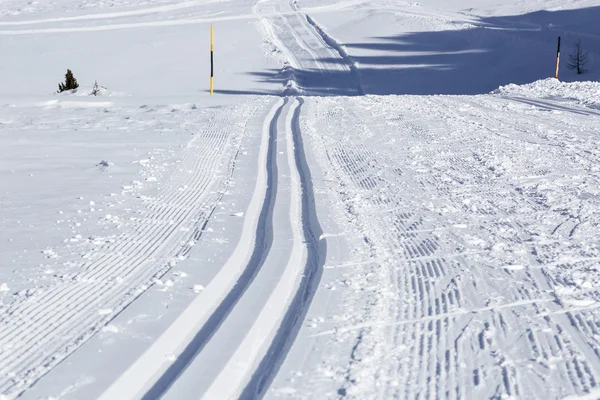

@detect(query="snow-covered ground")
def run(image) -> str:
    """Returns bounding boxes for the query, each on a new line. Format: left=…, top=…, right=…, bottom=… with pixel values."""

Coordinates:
left=1, top=0, right=600, bottom=399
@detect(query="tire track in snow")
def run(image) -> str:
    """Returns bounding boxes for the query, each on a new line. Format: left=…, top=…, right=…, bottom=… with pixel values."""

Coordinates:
left=368, top=171, right=462, bottom=398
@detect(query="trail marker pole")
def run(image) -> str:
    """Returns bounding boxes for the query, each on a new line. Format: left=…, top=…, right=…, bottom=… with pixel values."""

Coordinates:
left=555, top=36, right=561, bottom=79
left=210, top=25, right=214, bottom=95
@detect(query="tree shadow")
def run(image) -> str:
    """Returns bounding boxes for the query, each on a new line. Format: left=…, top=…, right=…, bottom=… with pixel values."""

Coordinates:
left=235, top=6, right=600, bottom=96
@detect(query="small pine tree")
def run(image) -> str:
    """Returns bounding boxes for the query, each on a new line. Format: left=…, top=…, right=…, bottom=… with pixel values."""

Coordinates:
left=90, top=80, right=107, bottom=96
left=91, top=81, right=100, bottom=96
left=567, top=39, right=588, bottom=74
left=57, top=69, right=79, bottom=93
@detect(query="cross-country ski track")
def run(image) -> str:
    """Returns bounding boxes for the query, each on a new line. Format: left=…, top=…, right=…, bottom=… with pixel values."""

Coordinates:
left=98, top=96, right=325, bottom=400
left=4, top=0, right=600, bottom=399
left=99, top=1, right=349, bottom=397
left=2, top=0, right=342, bottom=397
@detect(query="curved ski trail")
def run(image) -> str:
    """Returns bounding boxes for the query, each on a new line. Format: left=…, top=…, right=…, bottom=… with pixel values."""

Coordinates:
left=114, top=0, right=360, bottom=395
left=99, top=99, right=283, bottom=400
left=99, top=97, right=324, bottom=400
left=202, top=97, right=323, bottom=400
left=9, top=0, right=362, bottom=396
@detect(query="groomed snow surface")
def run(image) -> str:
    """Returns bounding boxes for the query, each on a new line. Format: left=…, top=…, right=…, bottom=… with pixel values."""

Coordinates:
left=1, top=0, right=600, bottom=399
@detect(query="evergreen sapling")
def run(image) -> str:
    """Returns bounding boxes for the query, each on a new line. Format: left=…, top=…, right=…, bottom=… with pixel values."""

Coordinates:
left=58, top=69, right=79, bottom=93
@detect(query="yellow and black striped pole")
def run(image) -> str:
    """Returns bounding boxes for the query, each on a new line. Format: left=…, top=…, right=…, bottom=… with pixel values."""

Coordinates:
left=210, top=25, right=214, bottom=95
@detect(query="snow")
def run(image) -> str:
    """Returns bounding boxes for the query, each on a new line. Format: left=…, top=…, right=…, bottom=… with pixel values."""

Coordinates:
left=97, top=97, right=277, bottom=400
left=496, top=78, right=600, bottom=109
left=291, top=91, right=600, bottom=398
left=201, top=97, right=310, bottom=400
left=1, top=0, right=600, bottom=399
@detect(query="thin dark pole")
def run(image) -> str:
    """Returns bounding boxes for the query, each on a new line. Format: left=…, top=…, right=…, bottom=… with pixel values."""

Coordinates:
left=555, top=36, right=561, bottom=79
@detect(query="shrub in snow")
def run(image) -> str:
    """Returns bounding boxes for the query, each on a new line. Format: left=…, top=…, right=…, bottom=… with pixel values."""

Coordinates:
left=567, top=39, right=588, bottom=75
left=91, top=80, right=108, bottom=96
left=96, top=160, right=111, bottom=171
left=57, top=69, right=79, bottom=93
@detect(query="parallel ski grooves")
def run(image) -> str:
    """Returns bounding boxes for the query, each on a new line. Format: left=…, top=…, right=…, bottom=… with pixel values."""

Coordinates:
left=140, top=98, right=285, bottom=400
left=255, top=0, right=362, bottom=96
left=239, top=97, right=326, bottom=399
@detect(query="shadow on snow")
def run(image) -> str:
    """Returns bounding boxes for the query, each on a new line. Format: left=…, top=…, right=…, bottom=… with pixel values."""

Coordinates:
left=233, top=6, right=600, bottom=96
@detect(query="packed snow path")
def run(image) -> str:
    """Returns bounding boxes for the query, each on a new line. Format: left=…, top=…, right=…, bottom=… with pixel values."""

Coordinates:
left=2, top=0, right=600, bottom=398
left=98, top=97, right=325, bottom=400
left=254, top=0, right=363, bottom=95
left=1, top=0, right=347, bottom=396
left=296, top=93, right=600, bottom=399
left=98, top=0, right=356, bottom=396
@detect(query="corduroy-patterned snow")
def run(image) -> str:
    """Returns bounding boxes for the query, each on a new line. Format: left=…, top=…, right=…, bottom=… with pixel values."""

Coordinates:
left=2, top=0, right=600, bottom=399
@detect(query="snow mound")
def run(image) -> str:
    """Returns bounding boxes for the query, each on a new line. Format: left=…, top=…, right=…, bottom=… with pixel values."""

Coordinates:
left=494, top=78, right=600, bottom=109
left=53, top=85, right=126, bottom=97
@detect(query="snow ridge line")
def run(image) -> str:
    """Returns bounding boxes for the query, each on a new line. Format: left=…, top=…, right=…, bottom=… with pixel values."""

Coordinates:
left=301, top=14, right=365, bottom=95
left=0, top=105, right=251, bottom=399
left=202, top=96, right=325, bottom=400
left=0, top=0, right=216, bottom=26
left=0, top=7, right=359, bottom=35
left=253, top=0, right=302, bottom=96
left=97, top=98, right=284, bottom=400
left=289, top=0, right=363, bottom=95
left=254, top=0, right=362, bottom=96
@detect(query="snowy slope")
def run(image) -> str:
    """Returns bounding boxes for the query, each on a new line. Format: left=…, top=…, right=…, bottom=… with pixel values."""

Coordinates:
left=300, top=0, right=600, bottom=95
left=1, top=0, right=600, bottom=399
left=279, top=86, right=600, bottom=399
